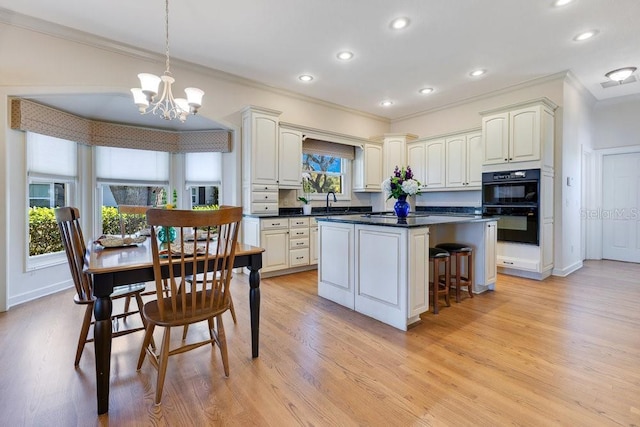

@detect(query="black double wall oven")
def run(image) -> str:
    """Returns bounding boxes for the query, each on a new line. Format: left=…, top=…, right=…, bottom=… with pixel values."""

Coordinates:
left=482, top=169, right=540, bottom=245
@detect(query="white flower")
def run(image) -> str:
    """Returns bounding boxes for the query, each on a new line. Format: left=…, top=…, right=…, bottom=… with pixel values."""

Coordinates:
left=302, top=172, right=311, bottom=181
left=401, top=179, right=420, bottom=196
left=381, top=178, right=392, bottom=196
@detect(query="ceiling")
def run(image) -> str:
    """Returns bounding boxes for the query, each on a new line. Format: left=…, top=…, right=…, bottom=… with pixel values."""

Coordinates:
left=2, top=0, right=639, bottom=129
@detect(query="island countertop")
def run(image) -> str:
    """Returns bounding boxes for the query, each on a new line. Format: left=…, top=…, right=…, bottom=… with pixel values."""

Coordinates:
left=315, top=213, right=493, bottom=228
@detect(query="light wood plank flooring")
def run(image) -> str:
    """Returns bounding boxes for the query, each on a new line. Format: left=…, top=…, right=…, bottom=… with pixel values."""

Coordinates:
left=1, top=260, right=639, bottom=426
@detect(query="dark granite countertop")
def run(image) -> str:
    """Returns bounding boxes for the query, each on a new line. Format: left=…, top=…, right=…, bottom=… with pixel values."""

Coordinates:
left=243, top=206, right=373, bottom=219
left=315, top=212, right=493, bottom=228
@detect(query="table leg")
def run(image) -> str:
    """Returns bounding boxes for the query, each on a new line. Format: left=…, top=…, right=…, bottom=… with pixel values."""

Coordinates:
left=94, top=295, right=112, bottom=414
left=248, top=266, right=260, bottom=358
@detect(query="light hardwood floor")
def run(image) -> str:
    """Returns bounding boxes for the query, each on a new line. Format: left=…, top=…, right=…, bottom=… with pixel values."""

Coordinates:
left=1, top=260, right=639, bottom=426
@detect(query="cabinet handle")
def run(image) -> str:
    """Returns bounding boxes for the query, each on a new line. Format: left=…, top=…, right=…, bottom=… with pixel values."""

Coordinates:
left=503, top=261, right=514, bottom=265
left=504, top=158, right=508, bottom=161
left=264, top=186, right=268, bottom=190
left=273, top=222, right=280, bottom=226
left=264, top=195, right=268, bottom=199
left=296, top=256, right=304, bottom=260
left=509, top=158, right=512, bottom=161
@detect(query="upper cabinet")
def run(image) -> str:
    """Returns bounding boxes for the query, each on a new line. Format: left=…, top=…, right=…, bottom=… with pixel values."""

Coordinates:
left=242, top=106, right=281, bottom=186
left=445, top=131, right=482, bottom=189
left=407, top=138, right=446, bottom=190
left=278, top=127, right=303, bottom=189
left=353, top=143, right=383, bottom=192
left=481, top=99, right=556, bottom=172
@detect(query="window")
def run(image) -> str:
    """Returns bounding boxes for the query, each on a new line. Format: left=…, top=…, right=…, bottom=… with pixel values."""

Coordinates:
left=301, top=138, right=354, bottom=199
left=95, top=146, right=170, bottom=235
left=302, top=154, right=348, bottom=196
left=26, top=132, right=77, bottom=261
left=185, top=152, right=221, bottom=208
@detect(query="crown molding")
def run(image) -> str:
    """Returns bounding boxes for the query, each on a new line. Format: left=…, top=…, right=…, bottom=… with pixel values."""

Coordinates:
left=392, top=71, right=568, bottom=123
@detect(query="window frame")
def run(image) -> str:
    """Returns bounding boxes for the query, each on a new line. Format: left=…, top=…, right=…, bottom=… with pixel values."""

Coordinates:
left=25, top=174, right=77, bottom=271
left=302, top=155, right=351, bottom=202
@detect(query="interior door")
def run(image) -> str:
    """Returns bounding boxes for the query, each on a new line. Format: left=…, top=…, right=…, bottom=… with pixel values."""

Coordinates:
left=602, top=153, right=640, bottom=262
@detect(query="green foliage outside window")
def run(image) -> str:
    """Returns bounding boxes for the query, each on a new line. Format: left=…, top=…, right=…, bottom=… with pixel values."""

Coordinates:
left=29, top=207, right=63, bottom=256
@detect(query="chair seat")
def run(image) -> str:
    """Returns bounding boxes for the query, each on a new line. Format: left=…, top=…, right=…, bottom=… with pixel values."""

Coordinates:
left=143, top=290, right=230, bottom=327
left=429, top=247, right=450, bottom=258
left=435, top=242, right=472, bottom=253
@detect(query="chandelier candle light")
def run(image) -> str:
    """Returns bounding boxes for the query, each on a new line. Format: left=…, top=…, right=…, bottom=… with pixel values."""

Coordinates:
left=382, top=166, right=421, bottom=218
left=131, top=0, right=204, bottom=122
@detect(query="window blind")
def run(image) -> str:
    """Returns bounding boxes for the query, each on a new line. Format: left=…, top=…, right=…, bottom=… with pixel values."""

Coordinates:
left=302, top=138, right=355, bottom=160
left=95, top=146, right=169, bottom=183
left=27, top=132, right=77, bottom=178
left=185, top=152, right=222, bottom=184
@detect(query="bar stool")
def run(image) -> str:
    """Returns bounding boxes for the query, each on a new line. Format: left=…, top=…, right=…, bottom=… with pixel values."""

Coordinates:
left=435, top=243, right=473, bottom=303
left=429, top=247, right=451, bottom=314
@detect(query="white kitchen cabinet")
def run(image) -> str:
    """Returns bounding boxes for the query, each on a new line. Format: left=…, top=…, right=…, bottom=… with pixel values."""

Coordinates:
left=242, top=106, right=280, bottom=186
left=485, top=221, right=497, bottom=287
left=407, top=142, right=426, bottom=188
left=353, top=143, right=383, bottom=192
left=425, top=139, right=446, bottom=189
left=407, top=138, right=446, bottom=191
left=289, top=217, right=309, bottom=267
left=310, top=224, right=318, bottom=265
left=445, top=131, right=481, bottom=189
left=278, top=128, right=303, bottom=189
left=242, top=106, right=282, bottom=214
left=481, top=100, right=556, bottom=169
left=318, top=222, right=355, bottom=308
left=381, top=134, right=416, bottom=210
left=260, top=218, right=289, bottom=273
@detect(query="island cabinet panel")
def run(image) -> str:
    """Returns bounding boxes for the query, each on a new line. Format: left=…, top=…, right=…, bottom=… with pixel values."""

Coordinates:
left=408, top=228, right=430, bottom=317
left=318, top=222, right=355, bottom=309
left=354, top=227, right=406, bottom=329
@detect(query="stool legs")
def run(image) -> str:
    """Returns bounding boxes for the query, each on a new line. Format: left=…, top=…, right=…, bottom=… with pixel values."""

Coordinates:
left=450, top=251, right=473, bottom=303
left=430, top=256, right=451, bottom=314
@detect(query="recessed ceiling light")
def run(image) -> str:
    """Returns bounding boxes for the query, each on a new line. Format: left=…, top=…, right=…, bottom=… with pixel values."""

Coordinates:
left=337, top=51, right=354, bottom=61
left=390, top=17, right=410, bottom=30
left=419, top=88, right=434, bottom=95
left=380, top=100, right=394, bottom=107
left=605, top=67, right=637, bottom=83
left=553, top=0, right=574, bottom=7
left=298, top=74, right=314, bottom=82
left=470, top=69, right=486, bottom=77
left=573, top=30, right=598, bottom=41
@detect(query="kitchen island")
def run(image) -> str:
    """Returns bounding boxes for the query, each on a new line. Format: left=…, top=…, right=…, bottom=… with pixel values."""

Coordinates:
left=316, top=213, right=497, bottom=330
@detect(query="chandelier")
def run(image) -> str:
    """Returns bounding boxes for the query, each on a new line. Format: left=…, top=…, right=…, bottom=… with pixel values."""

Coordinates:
left=131, top=0, right=204, bottom=122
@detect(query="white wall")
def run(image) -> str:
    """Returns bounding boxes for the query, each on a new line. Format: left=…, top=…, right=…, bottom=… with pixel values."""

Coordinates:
left=554, top=77, right=595, bottom=275
left=592, top=94, right=640, bottom=149
left=0, top=21, right=389, bottom=310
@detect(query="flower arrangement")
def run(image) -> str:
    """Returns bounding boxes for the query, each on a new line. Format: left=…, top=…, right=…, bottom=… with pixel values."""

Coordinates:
left=381, top=166, right=421, bottom=200
left=297, top=172, right=312, bottom=205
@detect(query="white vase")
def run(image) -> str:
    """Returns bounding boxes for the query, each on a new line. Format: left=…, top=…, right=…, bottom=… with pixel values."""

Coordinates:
left=302, top=204, right=312, bottom=215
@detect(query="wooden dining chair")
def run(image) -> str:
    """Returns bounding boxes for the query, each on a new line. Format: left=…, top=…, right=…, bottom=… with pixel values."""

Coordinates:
left=55, top=207, right=148, bottom=366
left=137, top=206, right=242, bottom=405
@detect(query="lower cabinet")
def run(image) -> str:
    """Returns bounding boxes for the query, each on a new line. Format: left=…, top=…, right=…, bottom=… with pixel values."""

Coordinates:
left=310, top=224, right=319, bottom=265
left=242, top=216, right=317, bottom=276
left=318, top=222, right=430, bottom=330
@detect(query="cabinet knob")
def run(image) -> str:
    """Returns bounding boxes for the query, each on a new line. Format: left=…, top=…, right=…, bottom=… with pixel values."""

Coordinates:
left=504, top=158, right=508, bottom=161
left=509, top=158, right=513, bottom=161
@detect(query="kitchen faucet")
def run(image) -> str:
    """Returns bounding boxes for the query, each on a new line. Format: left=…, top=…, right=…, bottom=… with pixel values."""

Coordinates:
left=326, top=191, right=337, bottom=212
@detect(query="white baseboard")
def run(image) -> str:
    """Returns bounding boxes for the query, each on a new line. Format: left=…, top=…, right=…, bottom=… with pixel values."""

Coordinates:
left=552, top=261, right=583, bottom=277
left=8, top=279, right=73, bottom=309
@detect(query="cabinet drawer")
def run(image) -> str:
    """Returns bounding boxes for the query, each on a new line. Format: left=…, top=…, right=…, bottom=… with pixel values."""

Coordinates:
left=289, top=227, right=309, bottom=238
left=289, top=217, right=310, bottom=227
left=289, top=237, right=309, bottom=249
left=290, top=248, right=309, bottom=266
left=252, top=184, right=279, bottom=192
left=497, top=256, right=539, bottom=272
left=251, top=192, right=278, bottom=203
left=261, top=218, right=288, bottom=230
left=252, top=203, right=279, bottom=215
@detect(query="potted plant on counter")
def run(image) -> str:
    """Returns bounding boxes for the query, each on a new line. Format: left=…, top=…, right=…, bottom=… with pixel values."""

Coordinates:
left=299, top=172, right=313, bottom=215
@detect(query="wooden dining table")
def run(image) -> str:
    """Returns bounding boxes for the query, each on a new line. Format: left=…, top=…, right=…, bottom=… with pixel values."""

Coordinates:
left=85, top=238, right=264, bottom=415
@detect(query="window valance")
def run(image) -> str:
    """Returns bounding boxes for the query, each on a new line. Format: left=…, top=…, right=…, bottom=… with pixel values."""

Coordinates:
left=10, top=98, right=231, bottom=153
left=302, top=138, right=355, bottom=160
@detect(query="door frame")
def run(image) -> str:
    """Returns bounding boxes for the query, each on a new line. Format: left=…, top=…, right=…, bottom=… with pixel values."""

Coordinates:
left=588, top=145, right=640, bottom=261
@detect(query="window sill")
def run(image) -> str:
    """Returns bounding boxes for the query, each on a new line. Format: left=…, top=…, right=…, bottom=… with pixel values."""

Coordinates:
left=26, top=251, right=67, bottom=272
